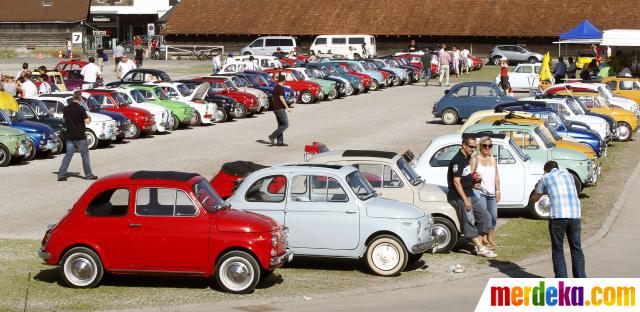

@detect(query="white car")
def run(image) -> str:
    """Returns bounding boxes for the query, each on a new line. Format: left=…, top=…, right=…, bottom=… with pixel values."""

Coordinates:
left=154, top=82, right=218, bottom=126
left=210, top=76, right=270, bottom=111
left=38, top=94, right=117, bottom=149
left=413, top=133, right=552, bottom=219
left=240, top=36, right=297, bottom=56
left=495, top=63, right=541, bottom=91
left=311, top=35, right=377, bottom=59
left=229, top=55, right=283, bottom=69
left=553, top=82, right=640, bottom=118
left=109, top=88, right=173, bottom=133
left=521, top=97, right=613, bottom=141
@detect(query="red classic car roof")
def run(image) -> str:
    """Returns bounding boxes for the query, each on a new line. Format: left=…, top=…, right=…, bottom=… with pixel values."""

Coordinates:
left=95, top=171, right=203, bottom=187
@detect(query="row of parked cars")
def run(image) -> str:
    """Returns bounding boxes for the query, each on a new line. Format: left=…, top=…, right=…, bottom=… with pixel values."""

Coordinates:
left=0, top=53, right=436, bottom=167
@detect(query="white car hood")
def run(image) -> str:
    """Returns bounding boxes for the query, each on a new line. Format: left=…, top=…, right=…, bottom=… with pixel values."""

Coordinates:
left=186, top=82, right=210, bottom=101
left=417, top=183, right=448, bottom=202
left=610, top=97, right=638, bottom=110
left=131, top=102, right=166, bottom=115
left=88, top=112, right=113, bottom=122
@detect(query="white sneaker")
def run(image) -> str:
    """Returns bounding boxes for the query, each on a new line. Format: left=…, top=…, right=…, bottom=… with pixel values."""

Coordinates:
left=477, top=247, right=497, bottom=258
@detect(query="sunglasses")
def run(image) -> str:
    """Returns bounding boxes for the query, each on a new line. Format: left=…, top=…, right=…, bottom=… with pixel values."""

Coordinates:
left=481, top=144, right=493, bottom=149
left=466, top=144, right=477, bottom=149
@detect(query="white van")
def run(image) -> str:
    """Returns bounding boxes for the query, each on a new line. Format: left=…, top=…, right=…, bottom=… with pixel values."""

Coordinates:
left=310, top=35, right=377, bottom=59
left=240, top=36, right=297, bottom=56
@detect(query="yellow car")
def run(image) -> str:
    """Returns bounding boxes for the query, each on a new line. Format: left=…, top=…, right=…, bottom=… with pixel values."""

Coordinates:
left=556, top=90, right=638, bottom=141
left=601, top=76, right=640, bottom=104
left=476, top=115, right=597, bottom=160
left=457, top=110, right=534, bottom=133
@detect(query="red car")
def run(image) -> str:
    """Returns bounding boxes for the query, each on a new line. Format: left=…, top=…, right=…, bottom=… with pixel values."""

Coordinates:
left=84, top=89, right=156, bottom=138
left=263, top=68, right=322, bottom=104
left=192, top=77, right=259, bottom=118
left=333, top=63, right=374, bottom=91
left=38, top=171, right=292, bottom=294
left=54, top=59, right=89, bottom=78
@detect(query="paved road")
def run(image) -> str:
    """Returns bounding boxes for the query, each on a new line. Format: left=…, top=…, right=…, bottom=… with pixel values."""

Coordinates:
left=0, top=75, right=453, bottom=239
left=142, top=156, right=640, bottom=312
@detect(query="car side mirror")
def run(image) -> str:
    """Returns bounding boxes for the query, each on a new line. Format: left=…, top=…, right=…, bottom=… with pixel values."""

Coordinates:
left=444, top=89, right=450, bottom=95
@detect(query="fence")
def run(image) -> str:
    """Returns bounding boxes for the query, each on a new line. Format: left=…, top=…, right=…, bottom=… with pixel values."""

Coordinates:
left=164, top=45, right=224, bottom=61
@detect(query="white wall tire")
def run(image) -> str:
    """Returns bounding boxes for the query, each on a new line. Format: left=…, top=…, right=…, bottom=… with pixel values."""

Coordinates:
left=365, top=235, right=408, bottom=276
left=369, top=79, right=379, bottom=91
left=615, top=122, right=632, bottom=142
left=214, top=251, right=260, bottom=294
left=125, top=123, right=140, bottom=139
left=85, top=130, right=98, bottom=150
left=214, top=108, right=228, bottom=123
left=60, top=247, right=103, bottom=288
left=441, top=108, right=459, bottom=125
left=300, top=91, right=313, bottom=104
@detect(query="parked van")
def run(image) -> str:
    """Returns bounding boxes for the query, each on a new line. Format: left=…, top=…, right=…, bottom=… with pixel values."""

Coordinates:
left=310, top=35, right=377, bottom=59
left=240, top=36, right=297, bottom=56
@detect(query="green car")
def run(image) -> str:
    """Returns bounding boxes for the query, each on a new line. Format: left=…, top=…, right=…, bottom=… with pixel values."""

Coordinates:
left=122, top=84, right=193, bottom=130
left=0, top=125, right=31, bottom=167
left=465, top=121, right=596, bottom=193
left=290, top=68, right=338, bottom=100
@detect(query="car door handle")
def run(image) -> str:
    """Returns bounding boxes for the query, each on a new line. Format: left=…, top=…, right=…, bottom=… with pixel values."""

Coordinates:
left=344, top=210, right=357, bottom=214
left=128, top=223, right=143, bottom=228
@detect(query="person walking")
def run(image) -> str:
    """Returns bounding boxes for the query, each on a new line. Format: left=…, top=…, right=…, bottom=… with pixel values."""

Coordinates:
left=499, top=57, right=510, bottom=95
left=470, top=136, right=500, bottom=249
left=80, top=57, right=102, bottom=89
left=447, top=135, right=496, bottom=257
left=66, top=39, right=72, bottom=58
left=438, top=44, right=451, bottom=87
left=134, top=46, right=145, bottom=68
left=150, top=38, right=159, bottom=60
left=553, top=56, right=567, bottom=84
left=57, top=91, right=98, bottom=182
left=96, top=45, right=105, bottom=70
left=116, top=55, right=136, bottom=79
left=461, top=47, right=471, bottom=75
left=531, top=161, right=585, bottom=278
left=113, top=42, right=126, bottom=67
left=212, top=53, right=222, bottom=73
left=267, top=75, right=292, bottom=146
left=420, top=48, right=432, bottom=86
left=452, top=46, right=461, bottom=78
left=567, top=57, right=577, bottom=79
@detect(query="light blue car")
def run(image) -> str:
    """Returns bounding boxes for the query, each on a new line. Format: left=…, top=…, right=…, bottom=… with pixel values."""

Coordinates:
left=227, top=164, right=435, bottom=276
left=327, top=60, right=386, bottom=90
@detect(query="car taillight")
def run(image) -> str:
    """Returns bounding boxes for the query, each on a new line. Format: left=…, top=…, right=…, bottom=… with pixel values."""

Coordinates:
left=41, top=224, right=56, bottom=248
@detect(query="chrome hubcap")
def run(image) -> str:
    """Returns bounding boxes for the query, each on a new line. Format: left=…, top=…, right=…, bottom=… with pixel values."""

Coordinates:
left=126, top=124, right=138, bottom=138
left=443, top=112, right=456, bottom=124
left=302, top=93, right=312, bottom=103
left=64, top=254, right=97, bottom=286
left=617, top=125, right=630, bottom=140
left=85, top=133, right=95, bottom=148
left=431, top=224, right=451, bottom=250
left=0, top=150, right=7, bottom=163
left=371, top=243, right=400, bottom=271
left=220, top=257, right=254, bottom=291
left=535, top=195, right=551, bottom=217
left=215, top=110, right=225, bottom=122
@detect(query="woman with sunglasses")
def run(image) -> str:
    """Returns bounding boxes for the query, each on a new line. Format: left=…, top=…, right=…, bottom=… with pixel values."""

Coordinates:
left=470, top=136, right=501, bottom=249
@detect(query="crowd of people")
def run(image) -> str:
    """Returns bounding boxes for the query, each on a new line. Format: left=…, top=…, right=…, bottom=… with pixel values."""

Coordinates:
left=411, top=42, right=473, bottom=87
left=0, top=63, right=56, bottom=98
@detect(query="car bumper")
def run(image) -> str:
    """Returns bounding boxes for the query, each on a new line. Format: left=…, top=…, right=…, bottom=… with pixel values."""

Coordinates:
left=411, top=238, right=436, bottom=254
left=38, top=249, right=51, bottom=261
left=269, top=249, right=294, bottom=268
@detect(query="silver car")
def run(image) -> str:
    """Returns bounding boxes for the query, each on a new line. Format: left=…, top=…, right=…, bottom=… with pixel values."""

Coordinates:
left=227, top=164, right=435, bottom=276
left=489, top=45, right=543, bottom=65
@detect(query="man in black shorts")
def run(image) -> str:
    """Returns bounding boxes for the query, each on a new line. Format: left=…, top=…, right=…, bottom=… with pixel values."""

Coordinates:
left=447, top=135, right=496, bottom=257
left=268, top=75, right=292, bottom=146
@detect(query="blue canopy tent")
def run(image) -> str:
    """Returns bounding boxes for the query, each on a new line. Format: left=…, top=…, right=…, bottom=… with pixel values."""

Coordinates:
left=554, top=20, right=603, bottom=57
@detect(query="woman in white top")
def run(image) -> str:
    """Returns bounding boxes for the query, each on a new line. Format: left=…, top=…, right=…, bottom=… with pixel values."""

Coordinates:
left=451, top=46, right=461, bottom=78
left=470, top=136, right=501, bottom=249
left=38, top=74, right=52, bottom=94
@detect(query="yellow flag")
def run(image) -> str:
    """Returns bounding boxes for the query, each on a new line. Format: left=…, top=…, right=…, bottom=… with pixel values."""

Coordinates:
left=539, top=52, right=552, bottom=82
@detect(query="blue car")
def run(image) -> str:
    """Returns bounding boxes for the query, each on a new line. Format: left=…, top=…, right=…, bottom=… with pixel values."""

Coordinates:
left=306, top=63, right=364, bottom=95
left=83, top=93, right=130, bottom=142
left=241, top=70, right=296, bottom=106
left=432, top=81, right=518, bottom=125
left=496, top=101, right=606, bottom=157
left=0, top=108, right=60, bottom=160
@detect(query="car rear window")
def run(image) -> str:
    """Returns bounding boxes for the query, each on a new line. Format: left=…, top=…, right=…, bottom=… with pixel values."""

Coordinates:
left=86, top=188, right=129, bottom=217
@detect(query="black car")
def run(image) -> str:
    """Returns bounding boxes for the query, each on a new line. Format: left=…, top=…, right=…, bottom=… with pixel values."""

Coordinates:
left=105, top=69, right=172, bottom=88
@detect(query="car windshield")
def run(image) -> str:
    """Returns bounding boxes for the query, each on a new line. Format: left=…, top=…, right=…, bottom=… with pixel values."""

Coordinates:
left=261, top=74, right=275, bottom=84
left=153, top=87, right=170, bottom=100
left=508, top=138, right=530, bottom=161
left=223, top=80, right=237, bottom=91
left=372, top=60, right=385, bottom=67
left=17, top=103, right=36, bottom=119
left=305, top=69, right=319, bottom=78
left=534, top=126, right=554, bottom=148
left=85, top=95, right=102, bottom=110
left=323, top=66, right=338, bottom=75
left=113, top=92, right=132, bottom=105
left=130, top=90, right=147, bottom=103
left=231, top=76, right=246, bottom=87
left=335, top=65, right=349, bottom=74
left=564, top=98, right=585, bottom=114
left=176, top=84, right=192, bottom=97
left=192, top=178, right=225, bottom=213
left=347, top=63, right=364, bottom=73
left=291, top=70, right=305, bottom=80
left=346, top=171, right=377, bottom=201
left=26, top=99, right=51, bottom=117
left=397, top=158, right=422, bottom=186
left=3, top=108, right=26, bottom=121
left=540, top=121, right=562, bottom=141
left=246, top=75, right=268, bottom=86
left=598, top=85, right=614, bottom=100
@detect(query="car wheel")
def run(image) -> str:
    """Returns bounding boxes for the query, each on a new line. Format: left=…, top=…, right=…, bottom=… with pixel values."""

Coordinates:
left=369, top=79, right=379, bottom=91
left=171, top=114, right=180, bottom=130
left=572, top=173, right=583, bottom=194
left=0, top=144, right=11, bottom=167
left=365, top=235, right=408, bottom=276
left=53, top=138, right=64, bottom=154
left=393, top=75, right=401, bottom=86
left=528, top=57, right=538, bottom=63
left=431, top=217, right=458, bottom=253
left=114, top=134, right=125, bottom=143
left=214, top=108, right=228, bottom=123
left=125, top=123, right=140, bottom=139
left=327, top=88, right=338, bottom=101
left=233, top=105, right=247, bottom=119
left=83, top=130, right=98, bottom=150
left=191, top=111, right=202, bottom=127
left=492, top=56, right=502, bottom=66
left=25, top=140, right=36, bottom=161
left=528, top=194, right=551, bottom=220
left=441, top=108, right=459, bottom=125
left=214, top=251, right=260, bottom=294
left=300, top=90, right=313, bottom=104
left=60, top=247, right=104, bottom=288
left=243, top=52, right=252, bottom=56
left=344, top=85, right=355, bottom=96
left=615, top=121, right=632, bottom=141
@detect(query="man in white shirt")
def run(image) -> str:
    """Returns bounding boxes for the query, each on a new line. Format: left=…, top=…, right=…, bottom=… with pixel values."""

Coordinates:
left=116, top=55, right=136, bottom=79
left=224, top=53, right=237, bottom=68
left=212, top=54, right=222, bottom=73
left=80, top=57, right=102, bottom=89
left=38, top=74, right=52, bottom=94
left=113, top=43, right=126, bottom=66
left=244, top=55, right=260, bottom=71
left=21, top=71, right=38, bottom=98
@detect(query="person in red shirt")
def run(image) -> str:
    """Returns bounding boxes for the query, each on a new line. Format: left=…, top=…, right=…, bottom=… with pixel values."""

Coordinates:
left=134, top=36, right=142, bottom=49
left=499, top=57, right=510, bottom=94
left=150, top=38, right=158, bottom=60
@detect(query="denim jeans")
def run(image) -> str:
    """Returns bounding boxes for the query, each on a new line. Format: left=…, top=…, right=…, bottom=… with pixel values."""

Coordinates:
left=549, top=218, right=586, bottom=278
left=423, top=69, right=432, bottom=84
left=269, top=109, right=289, bottom=144
left=58, top=139, right=93, bottom=178
left=448, top=196, right=487, bottom=239
left=475, top=190, right=497, bottom=230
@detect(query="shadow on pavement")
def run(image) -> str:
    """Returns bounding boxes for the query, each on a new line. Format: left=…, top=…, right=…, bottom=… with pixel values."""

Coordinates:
left=488, top=259, right=544, bottom=278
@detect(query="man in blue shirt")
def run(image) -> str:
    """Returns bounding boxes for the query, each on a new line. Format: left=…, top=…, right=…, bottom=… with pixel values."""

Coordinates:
left=553, top=57, right=567, bottom=84
left=531, top=161, right=585, bottom=278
